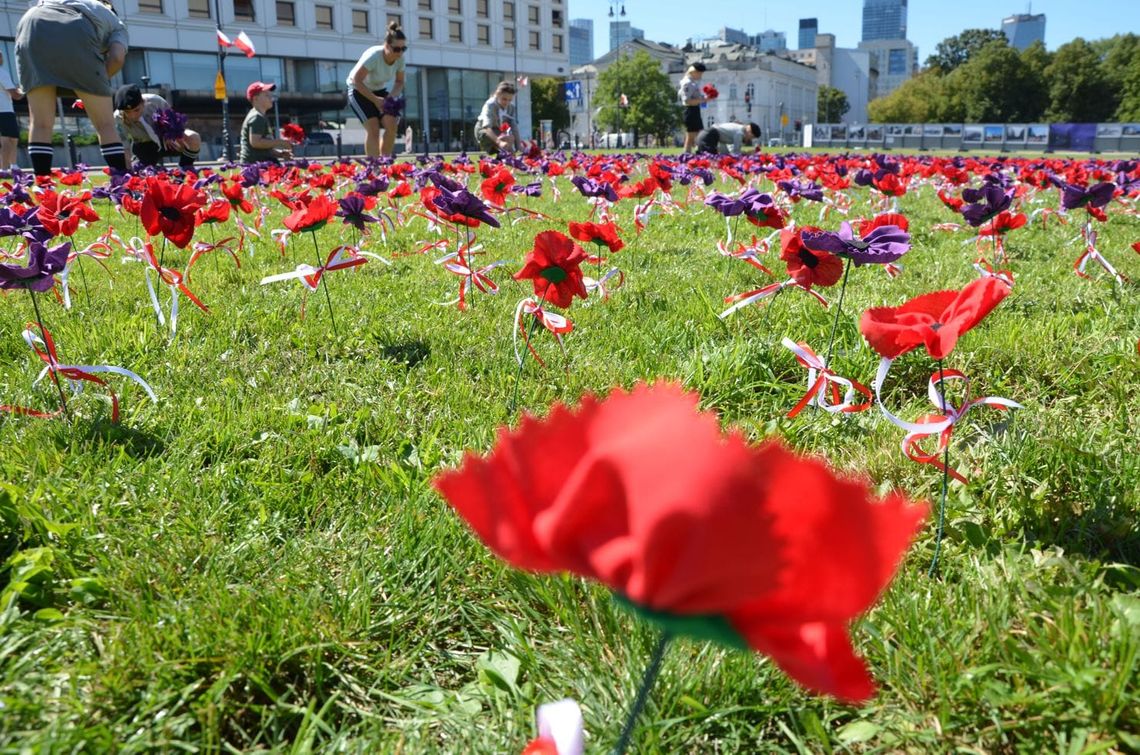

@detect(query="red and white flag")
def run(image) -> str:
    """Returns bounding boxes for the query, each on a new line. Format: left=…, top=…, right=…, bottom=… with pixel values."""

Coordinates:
left=516, top=75, right=529, bottom=87
left=216, top=29, right=233, bottom=47
left=619, top=93, right=629, bottom=107
left=234, top=31, right=256, bottom=57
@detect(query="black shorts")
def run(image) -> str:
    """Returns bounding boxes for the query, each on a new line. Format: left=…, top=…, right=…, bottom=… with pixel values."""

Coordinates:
left=684, top=105, right=703, bottom=133
left=0, top=112, right=16, bottom=138
left=347, top=87, right=390, bottom=122
left=696, top=129, right=720, bottom=153
left=132, top=140, right=187, bottom=166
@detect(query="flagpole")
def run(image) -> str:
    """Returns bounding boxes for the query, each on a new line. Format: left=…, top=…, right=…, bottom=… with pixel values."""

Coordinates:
left=214, top=0, right=234, bottom=161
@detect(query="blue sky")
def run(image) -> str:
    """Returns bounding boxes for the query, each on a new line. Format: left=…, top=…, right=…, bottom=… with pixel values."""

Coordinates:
left=570, top=0, right=1138, bottom=63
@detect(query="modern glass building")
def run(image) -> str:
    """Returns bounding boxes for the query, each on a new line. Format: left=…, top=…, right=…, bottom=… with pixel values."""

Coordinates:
left=753, top=29, right=786, bottom=53
left=1001, top=13, right=1046, bottom=50
left=861, top=0, right=906, bottom=42
left=569, top=18, right=593, bottom=66
left=798, top=18, right=818, bottom=50
left=609, top=20, right=644, bottom=51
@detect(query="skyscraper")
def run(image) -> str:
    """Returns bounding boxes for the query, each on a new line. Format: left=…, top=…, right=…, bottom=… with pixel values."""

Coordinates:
left=1001, top=13, right=1046, bottom=50
left=861, top=0, right=907, bottom=42
left=798, top=18, right=818, bottom=50
left=610, top=20, right=644, bottom=51
left=569, top=18, right=594, bottom=65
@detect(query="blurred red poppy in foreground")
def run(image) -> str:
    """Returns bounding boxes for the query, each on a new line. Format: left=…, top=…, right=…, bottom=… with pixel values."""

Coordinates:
left=434, top=382, right=927, bottom=702
left=860, top=277, right=1010, bottom=360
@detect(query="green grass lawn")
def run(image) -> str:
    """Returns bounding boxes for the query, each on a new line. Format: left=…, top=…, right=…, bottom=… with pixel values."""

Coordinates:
left=1, top=161, right=1138, bottom=753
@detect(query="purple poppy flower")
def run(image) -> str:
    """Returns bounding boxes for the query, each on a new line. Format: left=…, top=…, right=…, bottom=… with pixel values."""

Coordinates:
left=1058, top=181, right=1116, bottom=211
left=777, top=179, right=824, bottom=203
left=427, top=170, right=463, bottom=193
left=382, top=95, right=406, bottom=117
left=801, top=220, right=909, bottom=266
left=355, top=176, right=389, bottom=195
left=852, top=168, right=874, bottom=187
left=960, top=184, right=1013, bottom=227
left=510, top=181, right=542, bottom=197
left=704, top=192, right=748, bottom=217
left=433, top=187, right=500, bottom=228
left=151, top=108, right=189, bottom=144
left=0, top=240, right=70, bottom=292
left=0, top=206, right=53, bottom=245
left=569, top=176, right=619, bottom=203
left=240, top=164, right=263, bottom=187
left=336, top=194, right=379, bottom=232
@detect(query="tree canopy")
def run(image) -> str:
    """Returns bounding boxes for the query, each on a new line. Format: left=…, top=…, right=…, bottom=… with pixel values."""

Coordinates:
left=868, top=30, right=1140, bottom=123
left=594, top=51, right=679, bottom=144
left=817, top=86, right=849, bottom=123
left=529, top=77, right=571, bottom=134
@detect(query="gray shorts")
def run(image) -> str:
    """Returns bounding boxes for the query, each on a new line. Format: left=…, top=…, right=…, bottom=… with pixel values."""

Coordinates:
left=15, top=3, right=114, bottom=96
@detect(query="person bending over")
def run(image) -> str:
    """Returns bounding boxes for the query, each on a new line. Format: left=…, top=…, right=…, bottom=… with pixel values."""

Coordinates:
left=697, top=121, right=760, bottom=155
left=113, top=84, right=201, bottom=170
left=346, top=21, right=407, bottom=158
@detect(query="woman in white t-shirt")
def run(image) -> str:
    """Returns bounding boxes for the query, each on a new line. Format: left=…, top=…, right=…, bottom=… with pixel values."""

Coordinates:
left=346, top=21, right=407, bottom=158
left=0, top=52, right=25, bottom=170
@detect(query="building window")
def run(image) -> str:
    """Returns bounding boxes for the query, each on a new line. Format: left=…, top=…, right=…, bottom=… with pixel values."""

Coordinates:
left=315, top=5, right=334, bottom=29
left=387, top=12, right=402, bottom=27
left=138, top=0, right=162, bottom=13
left=448, top=20, right=462, bottom=41
left=477, top=23, right=490, bottom=44
left=276, top=1, right=295, bottom=25
left=419, top=16, right=433, bottom=38
left=448, top=0, right=461, bottom=13
left=552, top=33, right=562, bottom=52
left=418, top=0, right=431, bottom=9
left=476, top=0, right=488, bottom=16
left=528, top=29, right=540, bottom=49
left=352, top=8, right=369, bottom=32
left=386, top=0, right=401, bottom=5
left=888, top=48, right=907, bottom=75
left=503, top=1, right=513, bottom=21
left=187, top=0, right=210, bottom=18
left=527, top=5, right=538, bottom=24
left=504, top=26, right=514, bottom=46
left=234, top=0, right=255, bottom=21
left=551, top=9, right=562, bottom=27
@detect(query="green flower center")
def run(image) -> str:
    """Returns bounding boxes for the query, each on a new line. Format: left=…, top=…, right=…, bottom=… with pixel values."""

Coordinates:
left=540, top=266, right=567, bottom=283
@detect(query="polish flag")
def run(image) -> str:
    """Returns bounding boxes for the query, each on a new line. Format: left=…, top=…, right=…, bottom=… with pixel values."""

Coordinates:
left=217, top=29, right=233, bottom=47
left=619, top=93, right=629, bottom=107
left=234, top=31, right=256, bottom=57
left=516, top=75, right=529, bottom=87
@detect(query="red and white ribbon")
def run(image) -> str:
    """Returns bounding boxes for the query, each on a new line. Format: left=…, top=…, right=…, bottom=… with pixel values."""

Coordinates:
left=781, top=338, right=872, bottom=418
left=1030, top=206, right=1068, bottom=228
left=818, top=192, right=852, bottom=222
left=872, top=358, right=1021, bottom=483
left=435, top=246, right=506, bottom=310
left=525, top=699, right=585, bottom=755
left=972, top=261, right=1014, bottom=287
left=1074, top=224, right=1127, bottom=283
left=513, top=297, right=572, bottom=367
left=719, top=278, right=827, bottom=318
left=186, top=236, right=241, bottom=279
left=1, top=322, right=156, bottom=422
left=584, top=267, right=624, bottom=301
left=260, top=244, right=369, bottom=291
left=124, top=237, right=209, bottom=336
left=58, top=240, right=113, bottom=310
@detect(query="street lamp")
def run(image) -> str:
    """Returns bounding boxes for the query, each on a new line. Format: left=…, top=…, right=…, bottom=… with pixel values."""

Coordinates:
left=608, top=0, right=625, bottom=17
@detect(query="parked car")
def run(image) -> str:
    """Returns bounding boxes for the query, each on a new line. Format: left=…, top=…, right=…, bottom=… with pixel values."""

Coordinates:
left=307, top=131, right=335, bottom=145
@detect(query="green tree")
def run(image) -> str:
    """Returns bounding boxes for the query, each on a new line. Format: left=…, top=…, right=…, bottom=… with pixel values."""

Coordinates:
left=529, top=77, right=570, bottom=133
left=817, top=86, right=849, bottom=122
left=867, top=71, right=951, bottom=122
left=594, top=51, right=679, bottom=146
left=1097, top=34, right=1140, bottom=97
left=948, top=39, right=1044, bottom=122
left=925, top=28, right=1008, bottom=73
left=1044, top=38, right=1116, bottom=121
left=1117, top=52, right=1140, bottom=121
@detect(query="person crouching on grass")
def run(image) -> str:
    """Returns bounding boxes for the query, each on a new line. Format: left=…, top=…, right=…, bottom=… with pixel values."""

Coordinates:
left=240, top=82, right=292, bottom=164
left=346, top=21, right=407, bottom=158
left=697, top=121, right=760, bottom=155
left=113, top=84, right=200, bottom=170
left=475, top=81, right=518, bottom=156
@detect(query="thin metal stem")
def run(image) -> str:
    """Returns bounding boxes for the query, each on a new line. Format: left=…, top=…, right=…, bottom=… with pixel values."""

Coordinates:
left=611, top=632, right=671, bottom=755
left=31, top=290, right=69, bottom=421
left=928, top=359, right=950, bottom=578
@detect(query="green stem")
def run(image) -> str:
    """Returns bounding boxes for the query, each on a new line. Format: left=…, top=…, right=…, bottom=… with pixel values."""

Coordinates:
left=611, top=632, right=671, bottom=755
left=823, top=257, right=852, bottom=371
left=928, top=358, right=950, bottom=578
left=310, top=231, right=339, bottom=338
left=31, top=289, right=69, bottom=422
left=506, top=291, right=548, bottom=417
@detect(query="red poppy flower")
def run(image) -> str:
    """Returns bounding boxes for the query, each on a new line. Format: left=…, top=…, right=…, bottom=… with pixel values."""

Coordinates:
left=568, top=220, right=624, bottom=254
left=140, top=178, right=206, bottom=248
left=36, top=190, right=100, bottom=238
left=780, top=228, right=843, bottom=288
left=480, top=166, right=516, bottom=207
left=121, top=194, right=142, bottom=217
left=936, top=188, right=963, bottom=212
left=388, top=181, right=412, bottom=199
left=860, top=277, right=1010, bottom=361
left=221, top=181, right=253, bottom=214
left=513, top=230, right=588, bottom=308
left=281, top=122, right=306, bottom=145
left=872, top=172, right=906, bottom=197
left=433, top=382, right=927, bottom=703
left=195, top=198, right=231, bottom=226
left=977, top=211, right=1027, bottom=236
left=283, top=193, right=338, bottom=233
left=1132, top=241, right=1140, bottom=255
left=858, top=212, right=909, bottom=236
